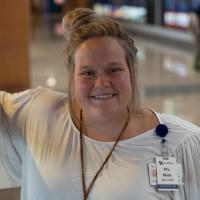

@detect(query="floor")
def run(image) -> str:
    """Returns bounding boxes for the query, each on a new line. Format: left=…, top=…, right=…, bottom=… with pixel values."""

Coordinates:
left=1, top=14, right=200, bottom=199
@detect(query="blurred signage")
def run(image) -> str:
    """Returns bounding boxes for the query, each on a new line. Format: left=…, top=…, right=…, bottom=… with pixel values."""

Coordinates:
left=164, top=11, right=191, bottom=29
left=93, top=3, right=146, bottom=23
left=163, top=0, right=192, bottom=29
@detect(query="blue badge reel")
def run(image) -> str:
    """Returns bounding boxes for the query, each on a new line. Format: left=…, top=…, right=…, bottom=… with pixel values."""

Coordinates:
left=148, top=124, right=184, bottom=191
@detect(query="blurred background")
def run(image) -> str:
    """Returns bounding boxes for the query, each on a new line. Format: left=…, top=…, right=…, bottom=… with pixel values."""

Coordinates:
left=0, top=0, right=200, bottom=199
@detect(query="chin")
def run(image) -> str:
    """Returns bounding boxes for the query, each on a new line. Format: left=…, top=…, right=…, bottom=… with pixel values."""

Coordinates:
left=92, top=108, right=119, bottom=118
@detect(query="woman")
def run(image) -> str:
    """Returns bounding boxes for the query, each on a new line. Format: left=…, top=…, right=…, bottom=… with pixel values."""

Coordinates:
left=0, top=8, right=200, bottom=200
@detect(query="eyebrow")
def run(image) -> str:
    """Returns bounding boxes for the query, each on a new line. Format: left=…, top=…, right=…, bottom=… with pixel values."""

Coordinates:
left=108, top=62, right=123, bottom=66
left=79, top=62, right=123, bottom=69
left=78, top=65, right=93, bottom=70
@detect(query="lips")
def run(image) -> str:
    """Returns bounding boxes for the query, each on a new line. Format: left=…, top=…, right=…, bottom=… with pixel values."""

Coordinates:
left=90, top=94, right=117, bottom=100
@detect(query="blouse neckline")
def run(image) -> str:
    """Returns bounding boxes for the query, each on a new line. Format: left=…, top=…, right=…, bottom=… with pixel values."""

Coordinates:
left=68, top=107, right=162, bottom=145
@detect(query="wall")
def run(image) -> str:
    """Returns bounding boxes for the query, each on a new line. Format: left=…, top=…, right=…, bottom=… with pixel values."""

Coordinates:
left=0, top=0, right=30, bottom=92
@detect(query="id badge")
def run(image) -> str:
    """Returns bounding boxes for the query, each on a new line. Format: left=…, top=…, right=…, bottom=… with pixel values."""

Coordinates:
left=148, top=157, right=183, bottom=191
left=156, top=156, right=179, bottom=191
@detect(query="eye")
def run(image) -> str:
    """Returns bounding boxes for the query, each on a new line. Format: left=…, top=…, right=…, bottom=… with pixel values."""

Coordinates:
left=108, top=67, right=122, bottom=74
left=79, top=70, right=96, bottom=77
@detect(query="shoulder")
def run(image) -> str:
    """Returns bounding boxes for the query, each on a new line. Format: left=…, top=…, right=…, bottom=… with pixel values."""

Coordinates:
left=160, top=113, right=199, bottom=133
left=159, top=113, right=200, bottom=152
left=26, top=87, right=69, bottom=116
left=30, top=87, right=68, bottom=105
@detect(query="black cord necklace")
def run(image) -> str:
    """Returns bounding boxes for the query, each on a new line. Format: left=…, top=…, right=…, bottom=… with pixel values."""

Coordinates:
left=79, top=108, right=130, bottom=200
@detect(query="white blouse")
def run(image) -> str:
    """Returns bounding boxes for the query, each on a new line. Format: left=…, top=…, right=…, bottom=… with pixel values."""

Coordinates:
left=0, top=87, right=200, bottom=200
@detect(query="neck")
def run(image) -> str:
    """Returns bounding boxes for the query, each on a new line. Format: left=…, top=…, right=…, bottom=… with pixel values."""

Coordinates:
left=81, top=110, right=130, bottom=141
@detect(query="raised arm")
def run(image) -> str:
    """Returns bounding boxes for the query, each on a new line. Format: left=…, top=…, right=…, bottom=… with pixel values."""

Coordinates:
left=0, top=89, right=37, bottom=188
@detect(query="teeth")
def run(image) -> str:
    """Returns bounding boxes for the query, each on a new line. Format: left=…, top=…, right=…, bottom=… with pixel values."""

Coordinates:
left=93, top=94, right=114, bottom=100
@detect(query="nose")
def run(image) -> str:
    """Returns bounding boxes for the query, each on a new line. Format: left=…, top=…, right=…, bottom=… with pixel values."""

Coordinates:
left=94, top=73, right=111, bottom=88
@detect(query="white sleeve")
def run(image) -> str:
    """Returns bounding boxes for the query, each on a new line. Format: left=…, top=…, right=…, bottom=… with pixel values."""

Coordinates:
left=0, top=88, right=40, bottom=188
left=173, top=131, right=200, bottom=200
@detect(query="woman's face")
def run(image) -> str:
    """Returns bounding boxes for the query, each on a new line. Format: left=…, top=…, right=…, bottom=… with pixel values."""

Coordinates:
left=73, top=37, right=132, bottom=121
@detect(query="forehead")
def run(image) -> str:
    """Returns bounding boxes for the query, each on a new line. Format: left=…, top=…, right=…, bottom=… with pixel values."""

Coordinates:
left=74, top=37, right=126, bottom=66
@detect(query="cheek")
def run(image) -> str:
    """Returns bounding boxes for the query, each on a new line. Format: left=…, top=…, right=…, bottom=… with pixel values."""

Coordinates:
left=116, top=73, right=132, bottom=92
left=74, top=77, right=93, bottom=102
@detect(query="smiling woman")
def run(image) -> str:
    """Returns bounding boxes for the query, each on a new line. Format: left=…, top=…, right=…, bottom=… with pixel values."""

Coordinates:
left=73, top=37, right=132, bottom=125
left=62, top=8, right=139, bottom=127
left=0, top=7, right=200, bottom=200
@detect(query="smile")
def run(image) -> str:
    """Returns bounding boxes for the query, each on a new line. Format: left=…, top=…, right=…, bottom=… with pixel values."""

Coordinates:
left=91, top=94, right=117, bottom=100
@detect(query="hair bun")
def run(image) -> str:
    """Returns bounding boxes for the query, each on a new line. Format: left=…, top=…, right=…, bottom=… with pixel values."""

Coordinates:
left=62, top=8, right=98, bottom=39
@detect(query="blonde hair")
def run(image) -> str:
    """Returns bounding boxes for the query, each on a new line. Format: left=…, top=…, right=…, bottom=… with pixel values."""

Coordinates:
left=62, top=8, right=139, bottom=121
